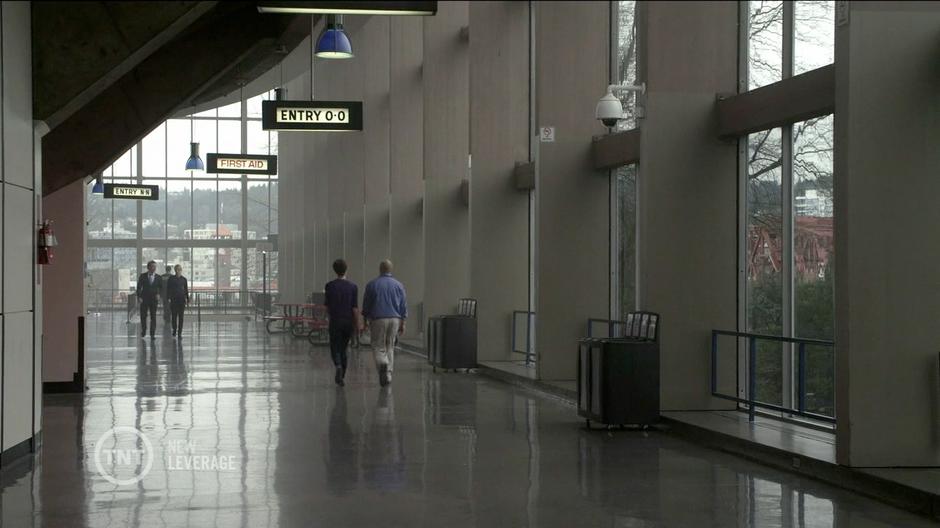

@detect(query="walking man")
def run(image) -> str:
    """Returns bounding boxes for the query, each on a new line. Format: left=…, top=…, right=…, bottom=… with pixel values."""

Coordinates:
left=136, top=260, right=163, bottom=340
left=167, top=264, right=189, bottom=338
left=362, top=260, right=407, bottom=387
left=324, top=259, right=362, bottom=386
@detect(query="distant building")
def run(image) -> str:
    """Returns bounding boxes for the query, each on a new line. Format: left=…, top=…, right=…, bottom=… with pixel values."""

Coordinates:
left=748, top=216, right=833, bottom=281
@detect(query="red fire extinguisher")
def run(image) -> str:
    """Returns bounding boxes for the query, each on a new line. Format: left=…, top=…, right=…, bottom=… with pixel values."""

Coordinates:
left=37, top=220, right=58, bottom=265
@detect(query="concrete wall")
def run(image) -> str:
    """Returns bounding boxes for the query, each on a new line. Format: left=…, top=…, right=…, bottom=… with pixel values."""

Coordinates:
left=42, top=180, right=84, bottom=384
left=468, top=1, right=530, bottom=363
left=422, top=1, right=471, bottom=321
left=278, top=16, right=427, bottom=337
left=278, top=2, right=610, bottom=368
left=639, top=1, right=738, bottom=409
left=1, top=0, right=41, bottom=458
left=834, top=1, right=940, bottom=467
left=388, top=16, right=425, bottom=334
left=534, top=1, right=610, bottom=381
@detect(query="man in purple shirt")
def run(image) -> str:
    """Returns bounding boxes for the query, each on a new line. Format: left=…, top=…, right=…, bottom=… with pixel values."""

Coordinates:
left=362, top=260, right=407, bottom=387
left=324, top=259, right=362, bottom=386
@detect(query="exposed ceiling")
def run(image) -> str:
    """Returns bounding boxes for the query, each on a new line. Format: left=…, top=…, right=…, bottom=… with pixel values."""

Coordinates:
left=35, top=1, right=313, bottom=195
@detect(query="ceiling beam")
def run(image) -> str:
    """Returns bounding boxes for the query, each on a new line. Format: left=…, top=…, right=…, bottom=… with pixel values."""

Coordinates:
left=42, top=4, right=308, bottom=195
left=42, top=2, right=219, bottom=132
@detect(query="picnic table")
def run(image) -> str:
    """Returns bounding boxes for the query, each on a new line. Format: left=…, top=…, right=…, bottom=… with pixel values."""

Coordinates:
left=264, top=303, right=330, bottom=344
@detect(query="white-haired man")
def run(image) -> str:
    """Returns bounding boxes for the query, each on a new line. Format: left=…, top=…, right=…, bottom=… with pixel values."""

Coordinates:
left=361, top=260, right=407, bottom=386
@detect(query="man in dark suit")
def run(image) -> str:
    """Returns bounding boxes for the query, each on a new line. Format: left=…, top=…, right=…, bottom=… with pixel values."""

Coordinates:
left=137, top=260, right=163, bottom=340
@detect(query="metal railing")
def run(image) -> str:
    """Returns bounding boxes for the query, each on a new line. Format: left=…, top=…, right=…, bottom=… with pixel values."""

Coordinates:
left=511, top=310, right=535, bottom=365
left=86, top=288, right=277, bottom=316
left=711, top=330, right=835, bottom=424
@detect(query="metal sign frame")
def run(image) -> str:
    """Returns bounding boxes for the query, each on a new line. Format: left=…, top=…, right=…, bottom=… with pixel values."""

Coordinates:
left=261, top=100, right=363, bottom=131
left=103, top=183, right=160, bottom=200
left=206, top=153, right=278, bottom=175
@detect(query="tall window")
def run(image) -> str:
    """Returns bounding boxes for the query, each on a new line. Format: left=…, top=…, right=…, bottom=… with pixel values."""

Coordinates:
left=614, top=0, right=638, bottom=131
left=86, top=91, right=280, bottom=310
left=743, top=1, right=834, bottom=418
left=612, top=0, right=638, bottom=318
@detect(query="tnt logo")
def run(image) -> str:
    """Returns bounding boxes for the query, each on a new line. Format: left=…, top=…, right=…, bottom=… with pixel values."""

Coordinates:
left=93, top=426, right=154, bottom=485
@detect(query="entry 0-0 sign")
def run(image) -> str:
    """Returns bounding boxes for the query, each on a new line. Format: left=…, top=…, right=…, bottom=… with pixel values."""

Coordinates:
left=103, top=183, right=159, bottom=200
left=261, top=100, right=363, bottom=131
left=206, top=153, right=278, bottom=176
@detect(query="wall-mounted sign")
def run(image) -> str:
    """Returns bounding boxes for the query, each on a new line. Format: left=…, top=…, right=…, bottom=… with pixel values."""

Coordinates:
left=262, top=100, right=363, bottom=131
left=104, top=183, right=159, bottom=200
left=206, top=153, right=278, bottom=175
left=540, top=126, right=555, bottom=142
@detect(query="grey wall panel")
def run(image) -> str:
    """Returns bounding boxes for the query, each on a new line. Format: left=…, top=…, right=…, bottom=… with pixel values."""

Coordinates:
left=640, top=2, right=738, bottom=409
left=276, top=112, right=300, bottom=302
left=329, top=216, right=345, bottom=269
left=389, top=16, right=425, bottom=335
left=423, top=1, right=471, bottom=321
left=3, top=311, right=32, bottom=450
left=302, top=128, right=319, bottom=296
left=534, top=1, right=610, bottom=381
left=344, top=211, right=365, bottom=286
left=0, top=0, right=39, bottom=453
left=2, top=0, right=33, bottom=190
left=362, top=16, right=391, bottom=208
left=834, top=1, right=940, bottom=467
left=364, top=202, right=390, bottom=281
left=362, top=16, right=392, bottom=279
left=4, top=184, right=34, bottom=313
left=469, top=1, right=530, bottom=362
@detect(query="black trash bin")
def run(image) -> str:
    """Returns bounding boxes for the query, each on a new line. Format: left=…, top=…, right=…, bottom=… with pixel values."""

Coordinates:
left=427, top=298, right=477, bottom=371
left=578, top=312, right=660, bottom=428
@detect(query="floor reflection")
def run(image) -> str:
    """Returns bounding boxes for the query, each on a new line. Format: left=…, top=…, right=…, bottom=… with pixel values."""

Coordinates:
left=0, top=314, right=935, bottom=527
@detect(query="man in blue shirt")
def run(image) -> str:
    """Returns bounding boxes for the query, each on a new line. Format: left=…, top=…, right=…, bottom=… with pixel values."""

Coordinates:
left=362, top=260, right=407, bottom=387
left=324, top=259, right=362, bottom=386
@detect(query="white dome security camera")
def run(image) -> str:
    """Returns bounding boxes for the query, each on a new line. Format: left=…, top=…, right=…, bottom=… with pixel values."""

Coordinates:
left=596, top=83, right=646, bottom=129
left=595, top=91, right=624, bottom=128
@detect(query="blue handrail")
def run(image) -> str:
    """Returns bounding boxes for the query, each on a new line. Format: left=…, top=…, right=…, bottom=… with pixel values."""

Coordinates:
left=711, top=329, right=835, bottom=424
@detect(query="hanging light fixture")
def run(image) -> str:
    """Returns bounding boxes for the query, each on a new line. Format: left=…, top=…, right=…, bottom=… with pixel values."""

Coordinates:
left=315, top=15, right=353, bottom=59
left=92, top=175, right=104, bottom=194
left=185, top=108, right=204, bottom=173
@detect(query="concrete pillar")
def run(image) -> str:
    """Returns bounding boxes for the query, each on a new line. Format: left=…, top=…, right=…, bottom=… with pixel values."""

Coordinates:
left=1, top=0, right=39, bottom=455
left=534, top=1, right=609, bottom=381
left=389, top=16, right=425, bottom=336
left=362, top=17, right=392, bottom=283
left=469, top=1, right=530, bottom=362
left=277, top=72, right=308, bottom=303
left=639, top=1, right=738, bottom=409
left=423, top=1, right=471, bottom=322
left=42, top=180, right=85, bottom=386
left=834, top=1, right=940, bottom=467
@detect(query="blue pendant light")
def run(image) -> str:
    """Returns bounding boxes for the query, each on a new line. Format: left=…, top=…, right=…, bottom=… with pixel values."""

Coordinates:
left=186, top=142, right=205, bottom=172
left=315, top=15, right=353, bottom=59
left=185, top=109, right=204, bottom=173
left=92, top=175, right=104, bottom=194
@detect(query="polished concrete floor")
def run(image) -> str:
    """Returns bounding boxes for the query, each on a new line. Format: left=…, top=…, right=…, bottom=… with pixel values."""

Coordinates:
left=1, top=315, right=937, bottom=527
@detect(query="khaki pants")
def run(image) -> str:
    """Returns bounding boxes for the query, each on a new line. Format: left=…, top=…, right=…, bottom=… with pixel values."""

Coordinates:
left=369, top=318, right=401, bottom=372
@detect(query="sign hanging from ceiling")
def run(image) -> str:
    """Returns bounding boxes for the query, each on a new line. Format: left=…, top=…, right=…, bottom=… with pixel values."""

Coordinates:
left=104, top=183, right=159, bottom=201
left=262, top=100, right=363, bottom=131
left=206, top=153, right=278, bottom=175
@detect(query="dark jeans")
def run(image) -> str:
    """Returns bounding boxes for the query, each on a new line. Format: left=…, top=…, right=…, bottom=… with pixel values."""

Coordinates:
left=140, top=300, right=157, bottom=336
left=170, top=299, right=186, bottom=334
left=329, top=321, right=353, bottom=370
